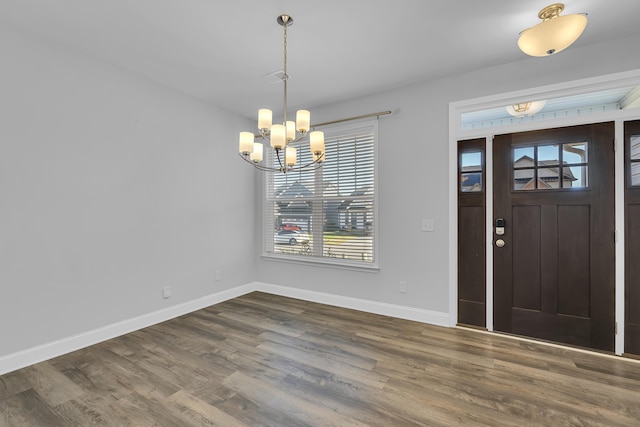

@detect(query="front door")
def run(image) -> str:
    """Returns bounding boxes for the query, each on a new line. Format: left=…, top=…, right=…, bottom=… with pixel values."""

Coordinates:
left=493, top=123, right=616, bottom=351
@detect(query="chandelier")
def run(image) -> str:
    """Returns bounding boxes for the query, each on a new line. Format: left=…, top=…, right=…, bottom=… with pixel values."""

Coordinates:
left=518, top=3, right=588, bottom=57
left=238, top=14, right=325, bottom=173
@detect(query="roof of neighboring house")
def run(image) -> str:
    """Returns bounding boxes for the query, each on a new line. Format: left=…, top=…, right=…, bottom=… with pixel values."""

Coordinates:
left=338, top=187, right=373, bottom=211
left=461, top=172, right=482, bottom=187
left=514, top=155, right=577, bottom=181
left=274, top=180, right=339, bottom=199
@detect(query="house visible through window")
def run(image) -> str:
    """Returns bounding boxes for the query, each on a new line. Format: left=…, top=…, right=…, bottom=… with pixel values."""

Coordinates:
left=513, top=142, right=588, bottom=191
left=264, top=121, right=377, bottom=266
left=460, top=151, right=483, bottom=192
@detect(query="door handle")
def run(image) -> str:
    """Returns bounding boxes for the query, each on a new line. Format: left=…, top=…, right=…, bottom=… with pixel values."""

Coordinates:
left=495, top=239, right=505, bottom=248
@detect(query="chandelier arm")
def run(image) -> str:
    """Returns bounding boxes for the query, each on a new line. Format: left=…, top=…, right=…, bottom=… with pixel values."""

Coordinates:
left=289, top=159, right=324, bottom=173
left=275, top=147, right=285, bottom=170
left=238, top=153, right=263, bottom=167
left=255, top=163, right=287, bottom=172
left=238, top=151, right=323, bottom=173
left=295, top=153, right=325, bottom=170
left=238, top=153, right=288, bottom=172
left=291, top=133, right=307, bottom=144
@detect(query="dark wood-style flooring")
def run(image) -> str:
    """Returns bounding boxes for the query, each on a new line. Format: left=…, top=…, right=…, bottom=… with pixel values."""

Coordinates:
left=1, top=292, right=640, bottom=426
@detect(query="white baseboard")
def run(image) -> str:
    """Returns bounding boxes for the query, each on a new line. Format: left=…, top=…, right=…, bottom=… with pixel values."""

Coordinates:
left=0, top=284, right=255, bottom=376
left=255, top=282, right=450, bottom=327
left=0, top=282, right=450, bottom=376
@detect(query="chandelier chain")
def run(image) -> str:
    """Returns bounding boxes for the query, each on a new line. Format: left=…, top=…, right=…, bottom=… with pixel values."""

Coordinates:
left=282, top=19, right=288, bottom=124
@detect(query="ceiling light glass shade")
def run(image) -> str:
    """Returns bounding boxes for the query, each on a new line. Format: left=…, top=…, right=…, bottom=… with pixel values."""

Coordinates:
left=250, top=143, right=263, bottom=162
left=309, top=131, right=325, bottom=156
left=506, top=100, right=547, bottom=117
left=238, top=131, right=254, bottom=155
left=518, top=3, right=587, bottom=57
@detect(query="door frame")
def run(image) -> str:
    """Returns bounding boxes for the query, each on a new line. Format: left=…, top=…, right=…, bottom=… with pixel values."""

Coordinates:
left=449, top=69, right=640, bottom=355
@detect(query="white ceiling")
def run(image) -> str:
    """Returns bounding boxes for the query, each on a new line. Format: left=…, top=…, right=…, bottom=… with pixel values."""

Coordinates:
left=3, top=0, right=640, bottom=119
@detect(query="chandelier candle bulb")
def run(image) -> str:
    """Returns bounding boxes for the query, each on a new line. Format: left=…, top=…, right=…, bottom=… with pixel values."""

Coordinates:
left=310, top=131, right=325, bottom=154
left=286, top=121, right=296, bottom=142
left=270, top=124, right=286, bottom=149
left=286, top=146, right=297, bottom=166
left=296, top=110, right=310, bottom=132
left=250, top=143, right=263, bottom=162
left=258, top=109, right=272, bottom=131
left=239, top=132, right=254, bottom=155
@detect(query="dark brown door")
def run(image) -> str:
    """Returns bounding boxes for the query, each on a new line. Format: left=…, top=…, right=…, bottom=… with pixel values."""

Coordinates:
left=458, top=139, right=486, bottom=328
left=493, top=123, right=615, bottom=351
left=625, top=120, right=640, bottom=356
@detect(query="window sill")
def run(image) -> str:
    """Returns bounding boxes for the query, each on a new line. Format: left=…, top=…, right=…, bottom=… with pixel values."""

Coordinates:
left=261, top=253, right=380, bottom=273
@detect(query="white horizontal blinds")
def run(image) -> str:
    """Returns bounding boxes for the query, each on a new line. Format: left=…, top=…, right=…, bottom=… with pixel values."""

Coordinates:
left=264, top=122, right=376, bottom=265
left=321, top=127, right=375, bottom=262
left=271, top=148, right=316, bottom=198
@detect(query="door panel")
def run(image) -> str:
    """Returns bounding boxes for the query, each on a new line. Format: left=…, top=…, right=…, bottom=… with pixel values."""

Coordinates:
left=493, top=123, right=615, bottom=351
left=540, top=205, right=558, bottom=314
left=557, top=205, right=590, bottom=317
left=625, top=120, right=640, bottom=356
left=627, top=204, right=640, bottom=354
left=512, top=205, right=541, bottom=310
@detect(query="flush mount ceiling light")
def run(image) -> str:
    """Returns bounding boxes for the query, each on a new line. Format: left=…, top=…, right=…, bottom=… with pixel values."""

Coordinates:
left=506, top=100, right=547, bottom=117
left=518, top=3, right=588, bottom=57
left=238, top=14, right=325, bottom=173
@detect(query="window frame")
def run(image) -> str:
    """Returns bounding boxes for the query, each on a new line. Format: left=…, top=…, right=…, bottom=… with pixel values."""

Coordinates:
left=627, top=133, right=640, bottom=188
left=511, top=141, right=589, bottom=192
left=261, top=119, right=379, bottom=271
left=459, top=148, right=485, bottom=194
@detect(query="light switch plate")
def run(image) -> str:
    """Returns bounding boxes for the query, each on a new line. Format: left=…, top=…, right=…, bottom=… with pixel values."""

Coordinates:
left=399, top=281, right=407, bottom=293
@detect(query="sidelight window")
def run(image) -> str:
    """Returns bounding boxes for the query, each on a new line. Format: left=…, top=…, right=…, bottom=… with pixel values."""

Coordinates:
left=460, top=151, right=483, bottom=192
left=630, top=135, right=640, bottom=186
left=513, top=142, right=588, bottom=191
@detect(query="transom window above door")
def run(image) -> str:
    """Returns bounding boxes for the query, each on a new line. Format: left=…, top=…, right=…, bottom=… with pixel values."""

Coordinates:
left=513, top=142, right=588, bottom=191
left=460, top=85, right=640, bottom=131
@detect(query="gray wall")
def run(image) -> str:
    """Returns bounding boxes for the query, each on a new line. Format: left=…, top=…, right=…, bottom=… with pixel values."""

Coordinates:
left=0, top=25, right=256, bottom=357
left=256, top=33, right=640, bottom=315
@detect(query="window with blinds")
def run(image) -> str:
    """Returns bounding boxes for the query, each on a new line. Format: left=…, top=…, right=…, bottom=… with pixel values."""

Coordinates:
left=264, top=121, right=377, bottom=267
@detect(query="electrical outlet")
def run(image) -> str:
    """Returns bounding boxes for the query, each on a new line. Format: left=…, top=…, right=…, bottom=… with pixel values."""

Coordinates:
left=215, top=270, right=222, bottom=281
left=421, top=219, right=435, bottom=232
left=399, top=281, right=407, bottom=293
left=162, top=286, right=171, bottom=299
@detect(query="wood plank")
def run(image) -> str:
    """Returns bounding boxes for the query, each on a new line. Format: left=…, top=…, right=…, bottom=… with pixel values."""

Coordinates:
left=165, top=390, right=246, bottom=427
left=222, top=371, right=366, bottom=426
left=21, top=362, right=85, bottom=407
